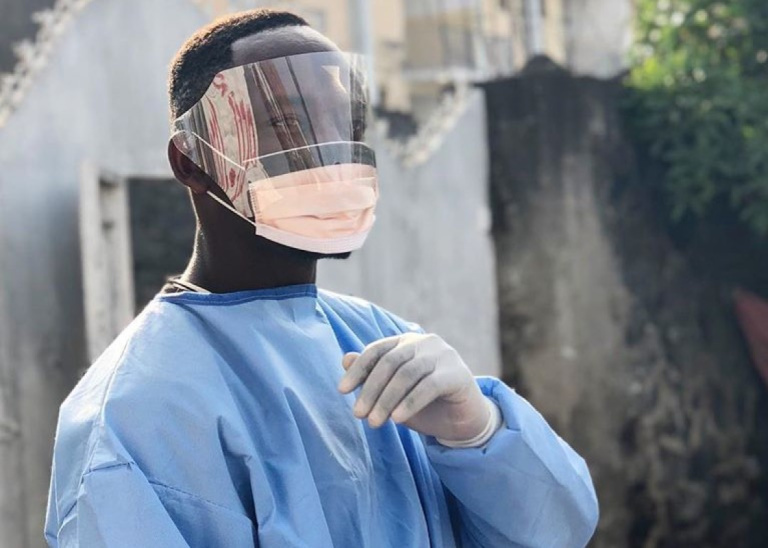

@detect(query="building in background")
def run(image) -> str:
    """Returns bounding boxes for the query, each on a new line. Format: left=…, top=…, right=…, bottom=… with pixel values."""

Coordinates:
left=404, top=0, right=514, bottom=119
left=2, top=0, right=631, bottom=125
left=257, top=0, right=571, bottom=120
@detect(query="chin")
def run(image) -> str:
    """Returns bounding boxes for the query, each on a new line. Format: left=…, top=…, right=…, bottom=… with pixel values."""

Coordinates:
left=255, top=235, right=353, bottom=261
left=272, top=243, right=352, bottom=262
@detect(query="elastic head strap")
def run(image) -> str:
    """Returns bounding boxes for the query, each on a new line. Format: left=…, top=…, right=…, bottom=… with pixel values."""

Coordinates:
left=206, top=190, right=258, bottom=227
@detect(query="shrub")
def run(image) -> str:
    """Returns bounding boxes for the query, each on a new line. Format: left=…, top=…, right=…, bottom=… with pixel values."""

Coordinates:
left=624, top=0, right=768, bottom=235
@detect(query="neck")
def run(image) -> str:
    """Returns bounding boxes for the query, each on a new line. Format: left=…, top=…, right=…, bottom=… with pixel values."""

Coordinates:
left=179, top=228, right=318, bottom=294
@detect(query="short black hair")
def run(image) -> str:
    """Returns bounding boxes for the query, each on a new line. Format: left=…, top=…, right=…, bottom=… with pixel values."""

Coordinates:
left=168, top=9, right=309, bottom=120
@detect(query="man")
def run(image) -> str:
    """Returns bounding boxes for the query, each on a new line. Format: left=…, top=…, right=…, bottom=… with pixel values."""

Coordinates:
left=45, top=9, right=598, bottom=547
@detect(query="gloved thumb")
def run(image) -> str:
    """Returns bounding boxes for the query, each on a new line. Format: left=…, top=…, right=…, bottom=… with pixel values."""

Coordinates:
left=342, top=352, right=360, bottom=370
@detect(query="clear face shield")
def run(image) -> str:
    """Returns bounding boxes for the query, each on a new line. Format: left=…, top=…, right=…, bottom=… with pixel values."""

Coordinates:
left=171, top=52, right=378, bottom=254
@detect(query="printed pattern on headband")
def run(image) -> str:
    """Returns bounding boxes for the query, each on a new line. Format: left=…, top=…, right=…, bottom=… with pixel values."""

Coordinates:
left=200, top=67, right=256, bottom=216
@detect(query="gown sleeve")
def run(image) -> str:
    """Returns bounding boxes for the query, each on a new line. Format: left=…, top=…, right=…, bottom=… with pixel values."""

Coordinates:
left=423, top=377, right=599, bottom=548
left=51, top=463, right=257, bottom=548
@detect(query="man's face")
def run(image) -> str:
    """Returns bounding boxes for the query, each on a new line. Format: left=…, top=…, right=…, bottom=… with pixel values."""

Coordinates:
left=171, top=25, right=371, bottom=260
left=230, top=27, right=367, bottom=161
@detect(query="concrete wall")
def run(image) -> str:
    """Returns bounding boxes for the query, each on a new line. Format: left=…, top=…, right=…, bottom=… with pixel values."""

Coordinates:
left=0, top=1, right=500, bottom=546
left=484, top=62, right=635, bottom=545
left=484, top=60, right=768, bottom=547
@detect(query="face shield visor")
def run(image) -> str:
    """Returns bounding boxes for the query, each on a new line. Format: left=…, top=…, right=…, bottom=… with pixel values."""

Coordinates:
left=171, top=52, right=377, bottom=254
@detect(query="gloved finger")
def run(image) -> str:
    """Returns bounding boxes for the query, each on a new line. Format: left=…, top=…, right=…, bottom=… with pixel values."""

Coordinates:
left=338, top=336, right=401, bottom=394
left=390, top=374, right=443, bottom=424
left=353, top=342, right=417, bottom=418
left=342, top=352, right=359, bottom=370
left=367, top=358, right=436, bottom=427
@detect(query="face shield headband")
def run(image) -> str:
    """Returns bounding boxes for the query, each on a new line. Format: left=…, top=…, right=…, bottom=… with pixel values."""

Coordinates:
left=171, top=51, right=378, bottom=254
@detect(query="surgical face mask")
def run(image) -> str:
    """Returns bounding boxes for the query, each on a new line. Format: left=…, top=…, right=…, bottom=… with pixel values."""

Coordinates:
left=171, top=52, right=378, bottom=254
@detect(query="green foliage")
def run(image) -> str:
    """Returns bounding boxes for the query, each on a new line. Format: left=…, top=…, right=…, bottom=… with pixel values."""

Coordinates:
left=624, top=0, right=768, bottom=235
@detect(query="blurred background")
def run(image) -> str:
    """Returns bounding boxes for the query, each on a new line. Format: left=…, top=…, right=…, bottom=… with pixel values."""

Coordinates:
left=1, top=0, right=767, bottom=546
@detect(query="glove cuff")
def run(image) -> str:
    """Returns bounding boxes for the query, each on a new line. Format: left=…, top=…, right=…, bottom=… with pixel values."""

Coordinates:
left=436, top=397, right=503, bottom=449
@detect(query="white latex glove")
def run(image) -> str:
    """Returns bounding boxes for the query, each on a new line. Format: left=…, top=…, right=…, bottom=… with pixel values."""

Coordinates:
left=338, top=333, right=497, bottom=444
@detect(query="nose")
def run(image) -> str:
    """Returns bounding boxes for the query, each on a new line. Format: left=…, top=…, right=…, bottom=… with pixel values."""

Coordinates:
left=318, top=119, right=343, bottom=144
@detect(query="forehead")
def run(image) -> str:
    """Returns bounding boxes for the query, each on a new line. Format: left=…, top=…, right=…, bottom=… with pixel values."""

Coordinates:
left=230, top=25, right=340, bottom=67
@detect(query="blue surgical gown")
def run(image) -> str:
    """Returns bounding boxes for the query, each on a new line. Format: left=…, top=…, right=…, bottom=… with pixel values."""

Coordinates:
left=45, top=284, right=598, bottom=547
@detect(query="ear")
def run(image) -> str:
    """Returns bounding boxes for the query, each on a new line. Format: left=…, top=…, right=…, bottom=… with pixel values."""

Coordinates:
left=167, top=138, right=211, bottom=195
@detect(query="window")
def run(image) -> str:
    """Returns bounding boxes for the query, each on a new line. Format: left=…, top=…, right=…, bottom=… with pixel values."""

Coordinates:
left=80, top=168, right=195, bottom=360
left=127, top=177, right=196, bottom=311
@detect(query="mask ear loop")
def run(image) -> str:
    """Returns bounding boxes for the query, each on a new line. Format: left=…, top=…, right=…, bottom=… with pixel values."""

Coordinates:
left=172, top=129, right=261, bottom=227
left=205, top=190, right=259, bottom=230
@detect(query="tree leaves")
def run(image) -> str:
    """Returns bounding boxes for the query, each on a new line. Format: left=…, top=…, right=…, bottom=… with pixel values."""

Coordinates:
left=624, top=0, right=768, bottom=236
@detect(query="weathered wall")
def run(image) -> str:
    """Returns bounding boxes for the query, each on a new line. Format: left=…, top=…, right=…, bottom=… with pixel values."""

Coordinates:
left=484, top=59, right=768, bottom=547
left=320, top=90, right=501, bottom=377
